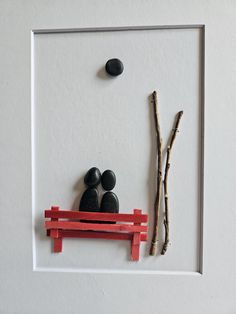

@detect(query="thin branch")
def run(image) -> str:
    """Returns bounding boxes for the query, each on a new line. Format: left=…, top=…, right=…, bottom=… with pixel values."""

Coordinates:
left=150, top=91, right=163, bottom=256
left=161, top=110, right=183, bottom=255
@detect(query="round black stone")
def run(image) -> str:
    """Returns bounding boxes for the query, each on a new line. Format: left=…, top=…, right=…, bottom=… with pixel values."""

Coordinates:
left=101, top=170, right=116, bottom=191
left=84, top=167, right=101, bottom=187
left=105, top=58, right=124, bottom=76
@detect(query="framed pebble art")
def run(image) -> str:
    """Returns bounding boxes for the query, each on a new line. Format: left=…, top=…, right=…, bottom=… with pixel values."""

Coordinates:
left=33, top=25, right=204, bottom=272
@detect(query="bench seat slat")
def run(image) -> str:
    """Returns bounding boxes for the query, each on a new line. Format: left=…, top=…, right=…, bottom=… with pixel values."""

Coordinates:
left=45, top=221, right=147, bottom=233
left=57, top=230, right=147, bottom=241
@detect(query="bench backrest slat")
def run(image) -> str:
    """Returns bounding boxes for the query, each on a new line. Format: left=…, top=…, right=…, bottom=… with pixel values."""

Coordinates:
left=45, top=209, right=148, bottom=223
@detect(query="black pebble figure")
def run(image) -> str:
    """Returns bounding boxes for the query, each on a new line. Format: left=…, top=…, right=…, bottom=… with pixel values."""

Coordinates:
left=100, top=170, right=119, bottom=217
left=79, top=167, right=101, bottom=212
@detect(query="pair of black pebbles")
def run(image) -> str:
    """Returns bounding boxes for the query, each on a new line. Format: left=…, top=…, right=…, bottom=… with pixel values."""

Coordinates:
left=79, top=167, right=119, bottom=214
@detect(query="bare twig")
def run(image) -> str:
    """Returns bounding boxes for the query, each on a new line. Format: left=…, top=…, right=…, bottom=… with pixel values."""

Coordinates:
left=161, top=111, right=183, bottom=255
left=150, top=91, right=163, bottom=256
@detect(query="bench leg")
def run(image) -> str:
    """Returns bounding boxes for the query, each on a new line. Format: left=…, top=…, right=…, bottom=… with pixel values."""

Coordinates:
left=131, top=209, right=142, bottom=261
left=131, top=233, right=141, bottom=261
left=54, top=238, right=62, bottom=252
left=50, top=206, right=62, bottom=252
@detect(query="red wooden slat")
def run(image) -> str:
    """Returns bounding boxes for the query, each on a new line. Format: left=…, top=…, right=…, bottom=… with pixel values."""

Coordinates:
left=50, top=229, right=59, bottom=238
left=45, top=209, right=148, bottom=223
left=50, top=206, right=60, bottom=244
left=131, top=209, right=142, bottom=261
left=131, top=233, right=141, bottom=261
left=54, top=238, right=62, bottom=252
left=45, top=221, right=148, bottom=233
left=57, top=230, right=148, bottom=241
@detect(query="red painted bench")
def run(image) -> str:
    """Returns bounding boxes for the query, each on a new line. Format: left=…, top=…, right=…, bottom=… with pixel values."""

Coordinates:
left=45, top=206, right=148, bottom=261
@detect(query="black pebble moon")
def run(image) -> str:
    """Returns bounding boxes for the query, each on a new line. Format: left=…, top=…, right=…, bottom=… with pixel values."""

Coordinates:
left=105, top=58, right=124, bottom=76
left=79, top=188, right=100, bottom=212
left=84, top=167, right=101, bottom=187
left=100, top=192, right=119, bottom=214
left=101, top=170, right=116, bottom=191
